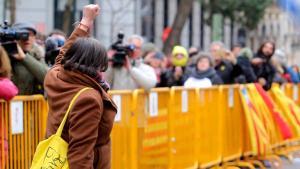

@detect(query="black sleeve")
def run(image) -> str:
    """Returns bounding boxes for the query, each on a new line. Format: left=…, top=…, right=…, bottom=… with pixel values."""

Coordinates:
left=264, top=64, right=276, bottom=90
left=158, top=70, right=184, bottom=87
left=245, top=68, right=257, bottom=83
left=227, top=62, right=235, bottom=84
left=231, top=64, right=243, bottom=79
left=182, top=66, right=193, bottom=82
left=157, top=71, right=168, bottom=87
left=211, top=74, right=224, bottom=85
left=239, top=58, right=257, bottom=83
left=220, top=61, right=235, bottom=84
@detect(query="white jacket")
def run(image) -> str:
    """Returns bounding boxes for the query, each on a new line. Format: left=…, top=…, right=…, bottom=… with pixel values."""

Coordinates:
left=105, top=61, right=157, bottom=90
left=184, top=77, right=213, bottom=88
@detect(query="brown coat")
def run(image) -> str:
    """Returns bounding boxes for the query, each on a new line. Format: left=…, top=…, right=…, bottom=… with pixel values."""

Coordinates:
left=44, top=26, right=117, bottom=169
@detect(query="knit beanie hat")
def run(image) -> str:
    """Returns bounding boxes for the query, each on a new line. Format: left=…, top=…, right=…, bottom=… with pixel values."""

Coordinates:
left=171, top=45, right=188, bottom=66
left=240, top=48, right=253, bottom=60
left=196, top=53, right=214, bottom=67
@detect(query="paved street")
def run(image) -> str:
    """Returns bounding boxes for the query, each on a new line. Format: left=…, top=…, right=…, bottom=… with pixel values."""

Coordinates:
left=282, top=158, right=300, bottom=169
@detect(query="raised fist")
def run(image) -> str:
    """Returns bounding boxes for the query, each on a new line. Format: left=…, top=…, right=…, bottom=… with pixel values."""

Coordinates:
left=81, top=4, right=100, bottom=28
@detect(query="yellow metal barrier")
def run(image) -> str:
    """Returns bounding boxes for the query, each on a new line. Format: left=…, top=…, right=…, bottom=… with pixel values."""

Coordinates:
left=282, top=83, right=300, bottom=106
left=133, top=88, right=170, bottom=169
left=298, top=84, right=300, bottom=105
left=283, top=84, right=293, bottom=100
left=239, top=85, right=270, bottom=156
left=246, top=84, right=284, bottom=167
left=270, top=85, right=300, bottom=156
left=271, top=85, right=300, bottom=139
left=196, top=87, right=223, bottom=168
left=1, top=84, right=300, bottom=169
left=221, top=86, right=243, bottom=162
left=0, top=95, right=47, bottom=169
left=292, top=83, right=299, bottom=107
left=109, top=90, right=137, bottom=169
left=220, top=86, right=259, bottom=169
left=169, top=87, right=197, bottom=168
left=247, top=84, right=277, bottom=149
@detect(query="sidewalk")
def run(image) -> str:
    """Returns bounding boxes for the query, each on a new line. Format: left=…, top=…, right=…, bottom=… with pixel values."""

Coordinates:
left=281, top=157, right=300, bottom=169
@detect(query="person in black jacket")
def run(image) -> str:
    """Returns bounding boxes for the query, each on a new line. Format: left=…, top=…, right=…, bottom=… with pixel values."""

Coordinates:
left=229, top=48, right=257, bottom=83
left=210, top=41, right=234, bottom=84
left=251, top=41, right=276, bottom=90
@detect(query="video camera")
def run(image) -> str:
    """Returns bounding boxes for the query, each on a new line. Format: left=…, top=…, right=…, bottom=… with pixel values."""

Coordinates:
left=111, top=32, right=135, bottom=68
left=0, top=21, right=29, bottom=55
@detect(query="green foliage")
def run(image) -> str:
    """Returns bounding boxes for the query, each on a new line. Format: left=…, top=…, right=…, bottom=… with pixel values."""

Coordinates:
left=200, top=0, right=273, bottom=29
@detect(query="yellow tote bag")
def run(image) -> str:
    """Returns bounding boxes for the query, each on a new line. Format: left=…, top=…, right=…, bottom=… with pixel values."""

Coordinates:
left=30, top=87, right=91, bottom=169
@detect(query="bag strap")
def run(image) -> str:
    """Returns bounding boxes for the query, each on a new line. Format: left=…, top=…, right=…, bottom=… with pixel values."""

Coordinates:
left=56, top=87, right=92, bottom=136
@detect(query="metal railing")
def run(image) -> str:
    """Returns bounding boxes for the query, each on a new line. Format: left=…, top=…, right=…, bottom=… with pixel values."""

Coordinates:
left=0, top=84, right=299, bottom=169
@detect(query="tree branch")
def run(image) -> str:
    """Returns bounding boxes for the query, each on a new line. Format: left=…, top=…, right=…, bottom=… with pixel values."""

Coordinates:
left=162, top=0, right=194, bottom=55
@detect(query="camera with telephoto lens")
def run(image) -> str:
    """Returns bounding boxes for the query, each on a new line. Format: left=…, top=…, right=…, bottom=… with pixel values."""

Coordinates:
left=111, top=32, right=135, bottom=68
left=0, top=21, right=29, bottom=55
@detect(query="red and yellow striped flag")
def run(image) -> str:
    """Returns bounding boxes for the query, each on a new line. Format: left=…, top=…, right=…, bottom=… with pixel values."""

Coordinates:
left=240, top=86, right=270, bottom=156
left=254, top=84, right=293, bottom=140
left=270, top=85, right=300, bottom=139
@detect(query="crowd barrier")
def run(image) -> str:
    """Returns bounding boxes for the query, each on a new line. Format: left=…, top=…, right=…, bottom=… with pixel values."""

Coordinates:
left=0, top=84, right=299, bottom=169
left=281, top=83, right=300, bottom=105
left=0, top=95, right=47, bottom=169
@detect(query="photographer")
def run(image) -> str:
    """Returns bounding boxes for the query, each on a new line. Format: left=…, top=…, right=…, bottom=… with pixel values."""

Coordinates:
left=45, top=29, right=66, bottom=67
left=105, top=35, right=157, bottom=90
left=10, top=22, right=48, bottom=95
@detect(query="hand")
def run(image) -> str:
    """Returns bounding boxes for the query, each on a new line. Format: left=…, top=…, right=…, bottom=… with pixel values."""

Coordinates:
left=252, top=58, right=263, bottom=65
left=12, top=44, right=26, bottom=61
left=174, top=66, right=183, bottom=80
left=124, top=56, right=132, bottom=70
left=80, top=4, right=100, bottom=28
left=107, top=49, right=116, bottom=60
left=224, top=52, right=237, bottom=64
left=258, top=78, right=267, bottom=86
left=144, top=52, right=155, bottom=64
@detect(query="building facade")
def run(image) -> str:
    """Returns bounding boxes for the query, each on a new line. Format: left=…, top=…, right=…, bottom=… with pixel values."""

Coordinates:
left=253, top=3, right=300, bottom=64
left=2, top=0, right=54, bottom=33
